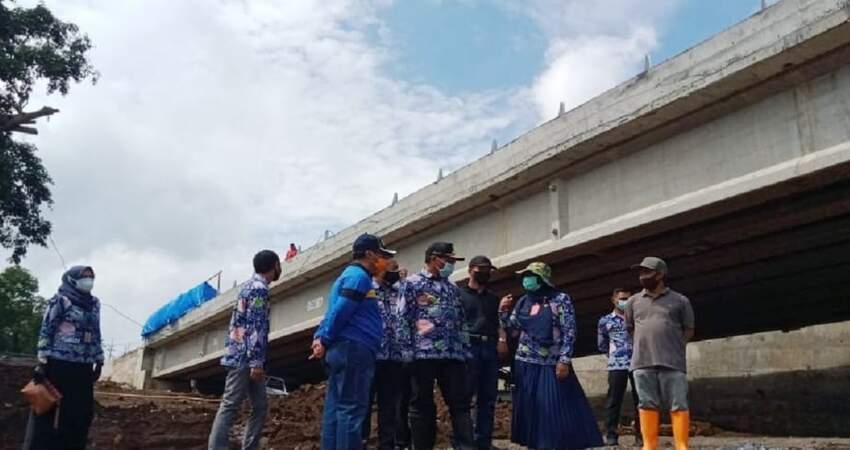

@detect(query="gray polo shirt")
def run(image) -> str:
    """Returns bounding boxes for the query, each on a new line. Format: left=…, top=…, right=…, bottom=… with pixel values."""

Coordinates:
left=624, top=288, right=694, bottom=372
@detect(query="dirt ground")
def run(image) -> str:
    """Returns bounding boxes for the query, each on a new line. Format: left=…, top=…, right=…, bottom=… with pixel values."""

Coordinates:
left=3, top=362, right=850, bottom=450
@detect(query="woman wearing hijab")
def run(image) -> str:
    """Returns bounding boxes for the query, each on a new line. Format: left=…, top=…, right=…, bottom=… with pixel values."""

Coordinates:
left=30, top=266, right=104, bottom=450
left=499, top=262, right=602, bottom=450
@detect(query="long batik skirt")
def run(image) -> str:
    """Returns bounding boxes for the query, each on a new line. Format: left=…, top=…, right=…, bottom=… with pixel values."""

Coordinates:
left=511, top=360, right=603, bottom=450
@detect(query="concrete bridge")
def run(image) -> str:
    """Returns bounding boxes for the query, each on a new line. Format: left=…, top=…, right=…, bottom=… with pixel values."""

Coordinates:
left=135, top=0, right=850, bottom=391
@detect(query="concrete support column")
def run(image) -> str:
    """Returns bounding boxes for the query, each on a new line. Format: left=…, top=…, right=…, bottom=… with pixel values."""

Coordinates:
left=134, top=346, right=156, bottom=390
left=794, top=82, right=818, bottom=155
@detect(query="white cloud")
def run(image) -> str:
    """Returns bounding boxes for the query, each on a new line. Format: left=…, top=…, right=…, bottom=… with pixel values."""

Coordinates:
left=8, top=0, right=532, bottom=349
left=6, top=0, right=678, bottom=351
left=532, top=27, right=658, bottom=118
left=507, top=0, right=677, bottom=120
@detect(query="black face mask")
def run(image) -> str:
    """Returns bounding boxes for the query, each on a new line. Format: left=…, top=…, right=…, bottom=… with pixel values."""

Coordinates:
left=384, top=271, right=401, bottom=285
left=639, top=274, right=659, bottom=290
left=472, top=271, right=491, bottom=284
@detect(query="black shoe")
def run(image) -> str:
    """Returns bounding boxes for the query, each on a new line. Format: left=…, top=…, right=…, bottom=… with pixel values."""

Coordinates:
left=605, top=435, right=619, bottom=446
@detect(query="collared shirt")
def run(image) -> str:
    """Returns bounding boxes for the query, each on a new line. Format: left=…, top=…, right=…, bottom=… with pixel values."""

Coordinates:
left=625, top=288, right=695, bottom=372
left=597, top=312, right=633, bottom=371
left=500, top=290, right=576, bottom=366
left=399, top=269, right=471, bottom=361
left=459, top=285, right=500, bottom=339
left=37, top=295, right=104, bottom=364
left=315, top=264, right=382, bottom=352
left=221, top=273, right=271, bottom=369
left=375, top=280, right=412, bottom=362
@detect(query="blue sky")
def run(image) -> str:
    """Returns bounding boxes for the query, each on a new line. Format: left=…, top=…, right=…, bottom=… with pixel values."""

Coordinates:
left=380, top=0, right=766, bottom=95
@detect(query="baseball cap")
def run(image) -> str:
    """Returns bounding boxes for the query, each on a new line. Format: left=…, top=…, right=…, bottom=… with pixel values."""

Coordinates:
left=516, top=261, right=554, bottom=287
left=353, top=233, right=396, bottom=257
left=469, top=255, right=497, bottom=270
left=425, top=242, right=465, bottom=261
left=631, top=256, right=668, bottom=273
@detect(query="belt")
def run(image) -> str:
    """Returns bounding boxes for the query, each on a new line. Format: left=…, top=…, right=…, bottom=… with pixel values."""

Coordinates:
left=469, top=334, right=497, bottom=342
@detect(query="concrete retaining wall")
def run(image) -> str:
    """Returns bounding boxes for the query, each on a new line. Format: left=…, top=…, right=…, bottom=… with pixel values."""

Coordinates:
left=102, top=348, right=144, bottom=388
left=573, top=320, right=850, bottom=436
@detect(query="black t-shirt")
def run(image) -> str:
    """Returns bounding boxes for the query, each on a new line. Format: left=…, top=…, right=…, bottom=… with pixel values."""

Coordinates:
left=459, top=285, right=500, bottom=338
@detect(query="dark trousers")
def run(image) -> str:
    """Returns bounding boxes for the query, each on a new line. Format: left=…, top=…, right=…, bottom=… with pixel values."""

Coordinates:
left=466, top=341, right=499, bottom=450
left=363, top=360, right=406, bottom=449
left=604, top=369, right=641, bottom=438
left=30, top=359, right=95, bottom=450
left=396, top=364, right=412, bottom=448
left=409, top=359, right=474, bottom=450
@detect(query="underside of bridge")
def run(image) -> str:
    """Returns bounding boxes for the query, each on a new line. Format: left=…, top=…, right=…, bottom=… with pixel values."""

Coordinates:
left=535, top=173, right=850, bottom=353
left=187, top=161, right=850, bottom=391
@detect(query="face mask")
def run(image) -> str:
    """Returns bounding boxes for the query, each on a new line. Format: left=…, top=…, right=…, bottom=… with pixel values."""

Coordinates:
left=472, top=271, right=491, bottom=284
left=639, top=274, right=659, bottom=290
left=439, top=262, right=455, bottom=278
left=384, top=271, right=401, bottom=285
left=75, top=277, right=95, bottom=293
left=372, top=256, right=389, bottom=275
left=617, top=300, right=628, bottom=310
left=522, top=275, right=541, bottom=292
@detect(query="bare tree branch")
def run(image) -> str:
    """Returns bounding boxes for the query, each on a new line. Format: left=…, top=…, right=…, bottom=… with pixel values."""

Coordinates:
left=9, top=125, right=38, bottom=135
left=0, top=106, right=59, bottom=133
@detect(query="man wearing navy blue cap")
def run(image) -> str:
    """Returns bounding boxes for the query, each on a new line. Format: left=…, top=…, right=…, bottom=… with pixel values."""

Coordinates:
left=311, top=233, right=396, bottom=450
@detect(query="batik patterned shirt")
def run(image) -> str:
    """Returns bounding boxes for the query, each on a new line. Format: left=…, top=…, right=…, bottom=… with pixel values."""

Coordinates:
left=221, top=273, right=270, bottom=369
left=500, top=290, right=576, bottom=366
left=597, top=312, right=633, bottom=371
left=375, top=281, right=412, bottom=362
left=37, top=295, right=104, bottom=364
left=399, top=270, right=471, bottom=361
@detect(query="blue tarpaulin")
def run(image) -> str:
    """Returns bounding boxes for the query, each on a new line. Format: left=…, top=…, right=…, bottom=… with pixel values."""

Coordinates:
left=141, top=281, right=218, bottom=338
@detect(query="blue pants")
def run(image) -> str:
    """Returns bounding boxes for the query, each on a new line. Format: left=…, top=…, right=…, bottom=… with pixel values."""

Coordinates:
left=466, top=340, right=499, bottom=450
left=321, top=339, right=376, bottom=450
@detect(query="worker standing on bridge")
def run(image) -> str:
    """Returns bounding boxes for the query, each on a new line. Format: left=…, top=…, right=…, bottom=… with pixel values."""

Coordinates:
left=458, top=255, right=501, bottom=450
left=311, top=233, right=396, bottom=450
left=400, top=242, right=475, bottom=450
left=598, top=288, right=641, bottom=447
left=208, top=250, right=281, bottom=450
left=499, top=262, right=603, bottom=450
left=625, top=257, right=695, bottom=450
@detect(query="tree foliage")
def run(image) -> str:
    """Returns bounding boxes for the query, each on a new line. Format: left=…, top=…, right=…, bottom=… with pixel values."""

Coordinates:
left=0, top=1, right=97, bottom=113
left=1, top=135, right=52, bottom=263
left=0, top=265, right=46, bottom=355
left=0, top=0, right=97, bottom=262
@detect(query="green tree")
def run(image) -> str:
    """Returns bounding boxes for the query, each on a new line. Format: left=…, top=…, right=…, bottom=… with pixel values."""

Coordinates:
left=0, top=1, right=97, bottom=263
left=0, top=265, right=46, bottom=354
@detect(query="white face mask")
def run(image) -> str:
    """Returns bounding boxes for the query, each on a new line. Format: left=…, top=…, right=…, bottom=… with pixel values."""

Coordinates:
left=75, top=277, right=95, bottom=293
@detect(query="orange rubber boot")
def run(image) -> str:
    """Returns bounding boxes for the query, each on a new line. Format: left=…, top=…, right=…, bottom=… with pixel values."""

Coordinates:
left=638, top=409, right=659, bottom=450
left=671, top=410, right=690, bottom=450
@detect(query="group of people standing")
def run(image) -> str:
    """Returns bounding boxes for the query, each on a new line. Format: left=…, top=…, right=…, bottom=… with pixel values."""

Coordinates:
left=28, top=233, right=694, bottom=450
left=292, top=233, right=693, bottom=450
left=207, top=234, right=695, bottom=450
